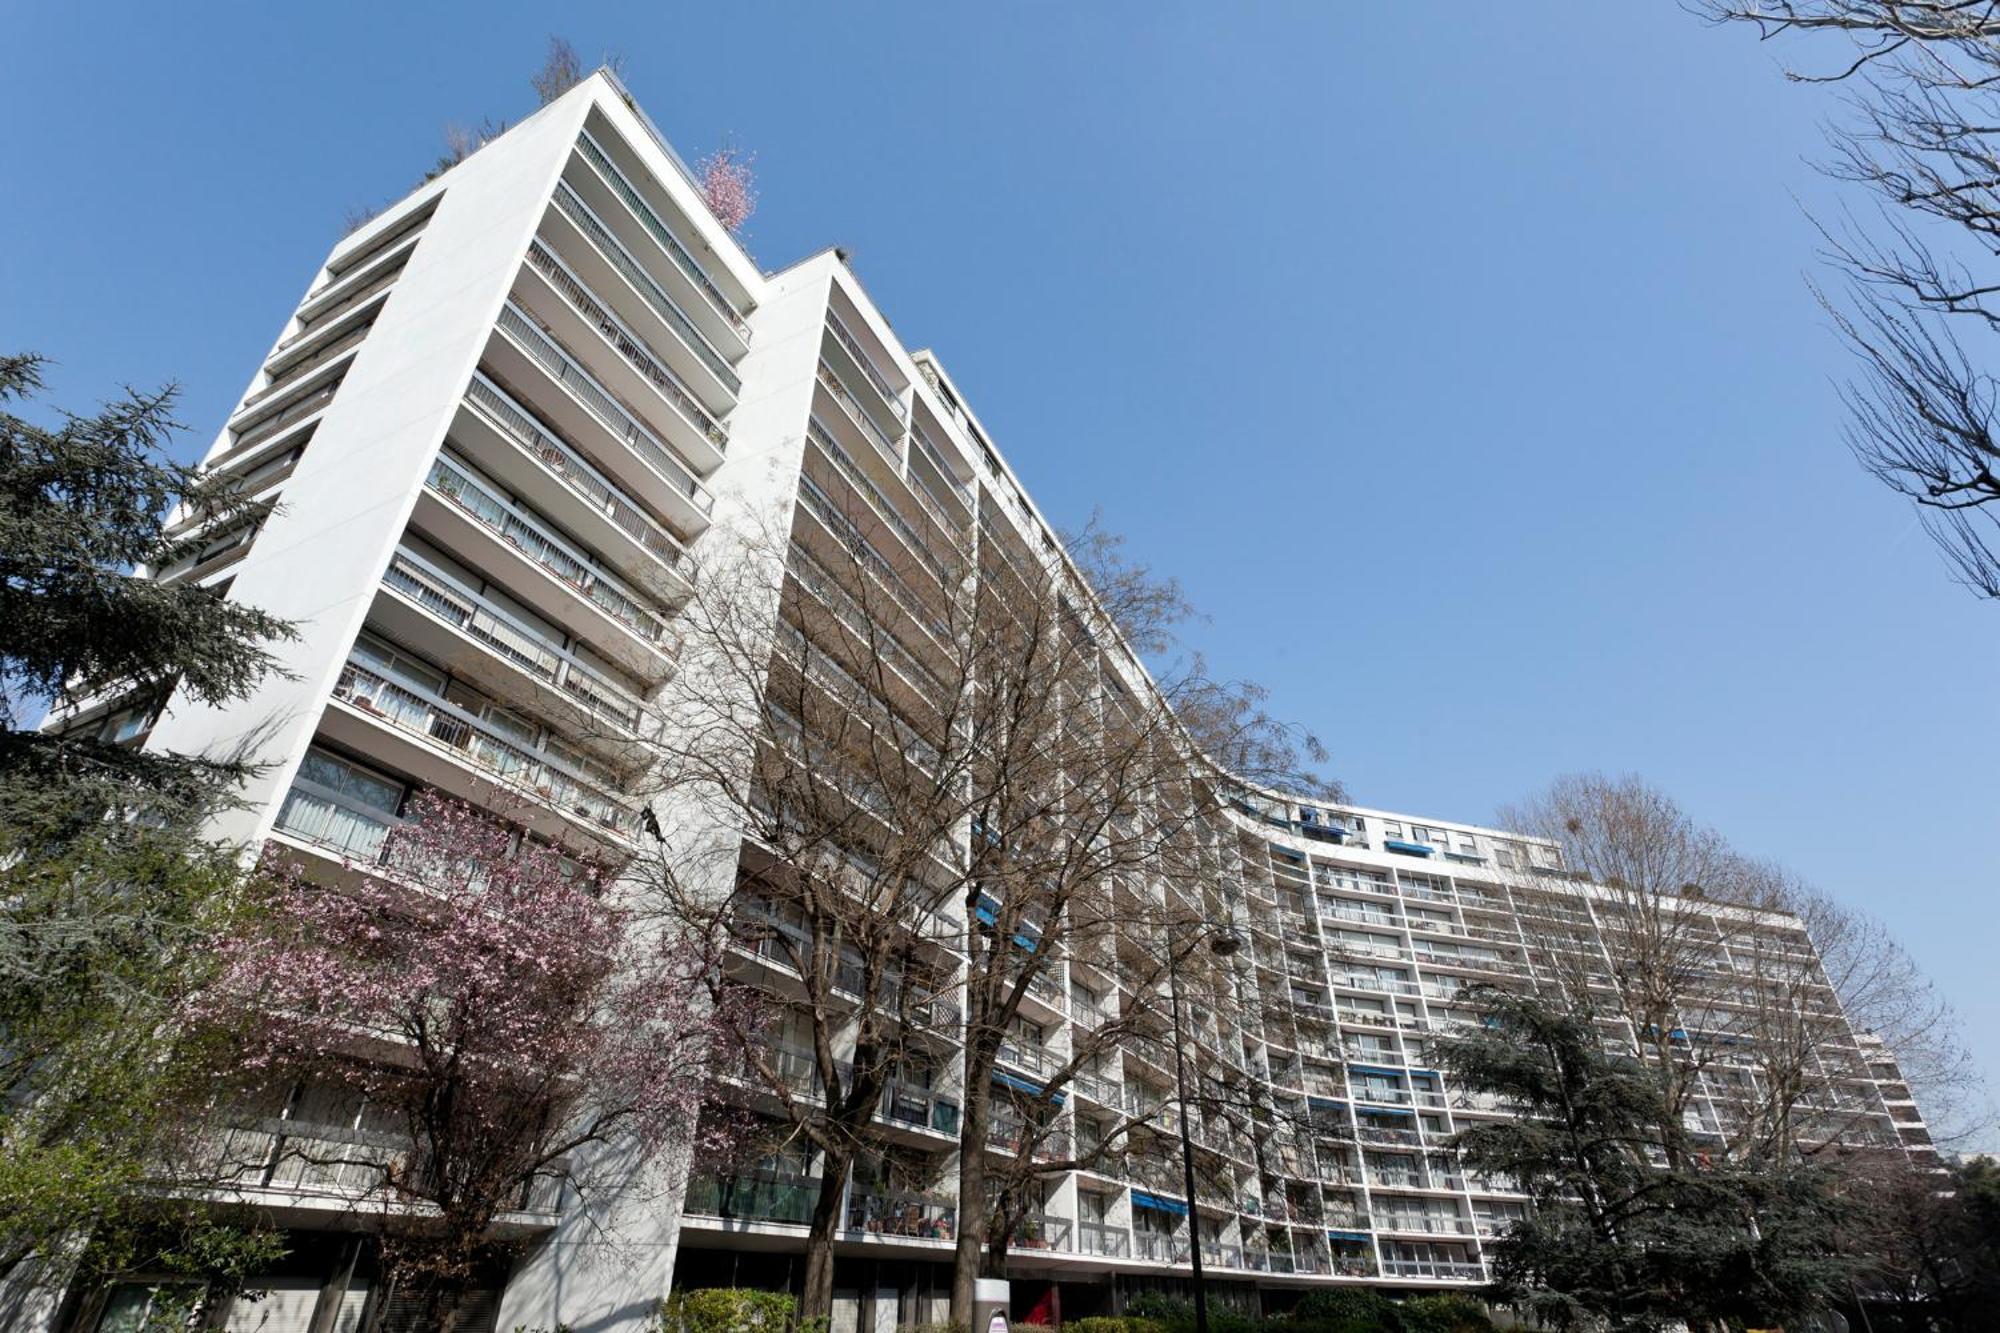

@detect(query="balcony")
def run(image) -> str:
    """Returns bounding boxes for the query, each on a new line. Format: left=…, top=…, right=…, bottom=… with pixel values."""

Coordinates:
left=847, top=1189, right=956, bottom=1241
left=521, top=241, right=727, bottom=468
left=1078, top=1220, right=1129, bottom=1257
left=418, top=452, right=676, bottom=678
left=490, top=303, right=714, bottom=534
left=1133, top=1232, right=1190, bottom=1264
left=816, top=363, right=904, bottom=472
left=376, top=549, right=645, bottom=750
left=825, top=309, right=905, bottom=420
left=1009, top=1211, right=1073, bottom=1253
left=249, top=321, right=371, bottom=407
left=548, top=180, right=740, bottom=401
left=329, top=656, right=638, bottom=843
left=223, top=381, right=339, bottom=460
left=571, top=131, right=750, bottom=344
left=284, top=259, right=403, bottom=350
left=1380, top=1258, right=1484, bottom=1281
left=685, top=1170, right=817, bottom=1227
left=461, top=374, right=696, bottom=588
left=803, top=420, right=960, bottom=594
left=881, top=1083, right=961, bottom=1138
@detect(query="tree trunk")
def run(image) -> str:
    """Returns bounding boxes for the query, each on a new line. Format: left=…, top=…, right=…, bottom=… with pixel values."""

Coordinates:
left=950, top=1091, right=992, bottom=1328
left=800, top=1152, right=849, bottom=1324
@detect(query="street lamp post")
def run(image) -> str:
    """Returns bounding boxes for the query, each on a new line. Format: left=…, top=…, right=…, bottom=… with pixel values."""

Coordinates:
left=1166, top=921, right=1241, bottom=1333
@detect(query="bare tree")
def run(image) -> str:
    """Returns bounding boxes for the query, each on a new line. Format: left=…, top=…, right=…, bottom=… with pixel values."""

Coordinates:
left=1695, top=2, right=2000, bottom=595
left=638, top=456, right=1329, bottom=1322
left=1497, top=774, right=1910, bottom=1170
left=531, top=37, right=587, bottom=107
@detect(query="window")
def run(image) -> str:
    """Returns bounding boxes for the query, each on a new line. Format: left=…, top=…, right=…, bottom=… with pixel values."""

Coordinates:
left=275, top=748, right=407, bottom=859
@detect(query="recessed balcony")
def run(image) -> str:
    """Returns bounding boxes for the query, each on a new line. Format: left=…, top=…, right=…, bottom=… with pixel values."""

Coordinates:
left=487, top=303, right=715, bottom=534
left=321, top=653, right=639, bottom=849
left=544, top=180, right=739, bottom=408
left=411, top=452, right=678, bottom=683
left=456, top=373, right=696, bottom=597
left=371, top=548, right=649, bottom=768
left=569, top=130, right=751, bottom=351
left=516, top=241, right=727, bottom=473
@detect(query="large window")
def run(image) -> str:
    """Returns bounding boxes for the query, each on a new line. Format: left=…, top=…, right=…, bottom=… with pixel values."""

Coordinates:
left=274, top=748, right=406, bottom=860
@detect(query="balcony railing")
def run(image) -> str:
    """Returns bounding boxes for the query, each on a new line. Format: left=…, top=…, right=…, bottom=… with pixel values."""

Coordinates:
left=1009, top=1212, right=1072, bottom=1252
left=383, top=550, right=644, bottom=734
left=1133, top=1232, right=1190, bottom=1263
left=227, top=382, right=338, bottom=454
left=1078, top=1220, right=1129, bottom=1257
left=882, top=1083, right=961, bottom=1137
left=825, top=310, right=904, bottom=417
left=685, top=1170, right=817, bottom=1226
left=805, top=419, right=959, bottom=586
left=847, top=1189, right=956, bottom=1240
left=796, top=468, right=952, bottom=645
left=248, top=322, right=371, bottom=406
left=1380, top=1258, right=1484, bottom=1281
left=574, top=131, right=750, bottom=338
left=425, top=453, right=671, bottom=646
left=283, top=263, right=402, bottom=349
left=525, top=241, right=727, bottom=452
left=495, top=304, right=712, bottom=511
left=466, top=374, right=694, bottom=571
left=817, top=363, right=904, bottom=468
left=552, top=181, right=740, bottom=394
left=273, top=785, right=397, bottom=863
left=332, top=658, right=638, bottom=838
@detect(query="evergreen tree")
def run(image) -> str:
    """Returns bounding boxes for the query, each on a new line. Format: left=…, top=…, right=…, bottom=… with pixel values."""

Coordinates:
left=1432, top=988, right=1846, bottom=1331
left=0, top=352, right=295, bottom=1290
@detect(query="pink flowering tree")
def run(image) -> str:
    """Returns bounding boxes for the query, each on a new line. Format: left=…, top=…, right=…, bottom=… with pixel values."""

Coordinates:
left=697, top=146, right=756, bottom=232
left=198, top=792, right=733, bottom=1329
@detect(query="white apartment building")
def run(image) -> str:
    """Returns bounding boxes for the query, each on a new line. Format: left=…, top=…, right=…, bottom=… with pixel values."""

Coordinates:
left=40, top=71, right=1917, bottom=1333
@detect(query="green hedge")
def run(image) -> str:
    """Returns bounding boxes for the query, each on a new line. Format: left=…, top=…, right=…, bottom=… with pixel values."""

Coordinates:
left=657, top=1288, right=798, bottom=1333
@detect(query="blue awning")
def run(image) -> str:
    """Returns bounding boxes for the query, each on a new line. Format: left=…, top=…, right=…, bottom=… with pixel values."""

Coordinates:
left=1327, top=1229, right=1372, bottom=1243
left=1132, top=1191, right=1189, bottom=1216
left=1307, top=1096, right=1347, bottom=1111
left=1360, top=1106, right=1415, bottom=1118
left=1384, top=839, right=1435, bottom=856
left=1348, top=1065, right=1407, bottom=1079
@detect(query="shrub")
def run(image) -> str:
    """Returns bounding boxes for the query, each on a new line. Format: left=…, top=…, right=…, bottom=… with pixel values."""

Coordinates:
left=1121, top=1293, right=1193, bottom=1325
left=1012, top=1324, right=1054, bottom=1333
left=1394, top=1295, right=1492, bottom=1333
left=1286, top=1288, right=1401, bottom=1333
left=1067, top=1319, right=1167, bottom=1333
left=658, top=1287, right=797, bottom=1333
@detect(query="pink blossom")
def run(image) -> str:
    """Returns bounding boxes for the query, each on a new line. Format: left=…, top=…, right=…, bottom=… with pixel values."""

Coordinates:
left=193, top=792, right=736, bottom=1250
left=697, top=147, right=756, bottom=232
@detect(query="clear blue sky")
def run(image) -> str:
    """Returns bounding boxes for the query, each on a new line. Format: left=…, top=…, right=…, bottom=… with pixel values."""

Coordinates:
left=7, top=4, right=1995, bottom=1134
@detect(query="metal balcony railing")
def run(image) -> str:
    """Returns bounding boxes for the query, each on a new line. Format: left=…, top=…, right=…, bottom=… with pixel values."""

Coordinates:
left=495, top=303, right=712, bottom=509
left=425, top=453, right=671, bottom=646
left=1078, top=1220, right=1129, bottom=1257
left=817, top=363, right=904, bottom=468
left=847, top=1188, right=956, bottom=1240
left=552, top=181, right=740, bottom=394
left=574, top=131, right=750, bottom=338
left=525, top=241, right=727, bottom=451
left=383, top=550, right=644, bottom=734
left=825, top=310, right=904, bottom=418
left=465, top=374, right=695, bottom=569
left=332, top=659, right=637, bottom=838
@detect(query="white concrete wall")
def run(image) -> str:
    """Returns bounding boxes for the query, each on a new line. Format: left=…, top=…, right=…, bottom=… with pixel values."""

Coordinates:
left=141, top=84, right=605, bottom=849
